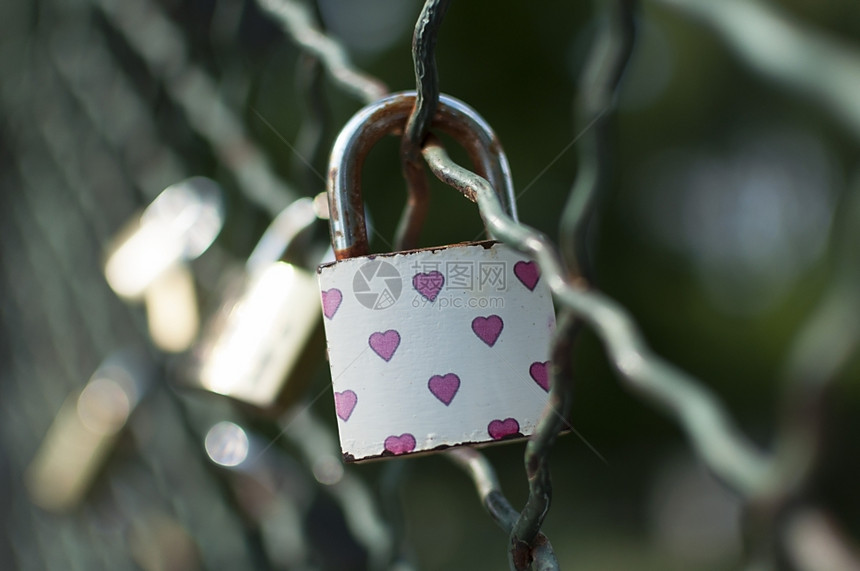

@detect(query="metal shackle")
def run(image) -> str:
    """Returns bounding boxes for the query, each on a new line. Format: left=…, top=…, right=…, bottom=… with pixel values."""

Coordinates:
left=327, top=91, right=518, bottom=260
left=246, top=196, right=318, bottom=275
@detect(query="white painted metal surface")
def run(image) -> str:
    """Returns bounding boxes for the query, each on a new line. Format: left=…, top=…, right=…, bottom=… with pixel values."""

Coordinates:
left=318, top=242, right=556, bottom=461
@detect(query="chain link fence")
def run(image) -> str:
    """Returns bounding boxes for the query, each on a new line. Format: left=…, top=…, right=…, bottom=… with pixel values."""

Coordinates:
left=1, top=0, right=859, bottom=569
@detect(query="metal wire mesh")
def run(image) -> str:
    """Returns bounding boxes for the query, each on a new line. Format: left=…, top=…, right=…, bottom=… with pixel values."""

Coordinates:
left=1, top=0, right=859, bottom=569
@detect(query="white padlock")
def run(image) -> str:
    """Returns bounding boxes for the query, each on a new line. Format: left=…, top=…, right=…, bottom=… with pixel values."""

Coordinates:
left=318, top=92, right=556, bottom=462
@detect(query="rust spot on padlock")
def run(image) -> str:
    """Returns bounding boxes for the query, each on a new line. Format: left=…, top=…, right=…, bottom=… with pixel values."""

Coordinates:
left=317, top=240, right=498, bottom=272
left=341, top=435, right=533, bottom=464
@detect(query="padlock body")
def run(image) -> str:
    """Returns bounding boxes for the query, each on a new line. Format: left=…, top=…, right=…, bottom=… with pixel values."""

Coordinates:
left=195, top=262, right=324, bottom=411
left=27, top=361, right=143, bottom=511
left=318, top=241, right=556, bottom=462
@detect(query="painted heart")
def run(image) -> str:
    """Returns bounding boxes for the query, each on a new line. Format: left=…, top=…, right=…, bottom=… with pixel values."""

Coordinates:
left=368, top=330, right=400, bottom=361
left=428, top=373, right=460, bottom=406
left=529, top=361, right=550, bottom=392
left=488, top=418, right=521, bottom=440
left=412, top=271, right=444, bottom=302
left=321, top=288, right=343, bottom=319
left=471, top=315, right=504, bottom=347
left=514, top=261, right=540, bottom=291
left=383, top=433, right=416, bottom=455
left=334, top=390, right=357, bottom=421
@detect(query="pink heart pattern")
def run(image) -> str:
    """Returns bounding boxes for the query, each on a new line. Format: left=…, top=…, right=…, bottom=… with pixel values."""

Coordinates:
left=488, top=418, right=521, bottom=440
left=321, top=288, right=343, bottom=319
left=334, top=390, right=358, bottom=421
left=514, top=261, right=540, bottom=291
left=319, top=243, right=555, bottom=460
left=428, top=373, right=460, bottom=406
left=471, top=315, right=504, bottom=347
left=412, top=271, right=444, bottom=302
left=368, top=330, right=400, bottom=362
left=384, top=433, right=416, bottom=455
left=529, top=361, right=550, bottom=392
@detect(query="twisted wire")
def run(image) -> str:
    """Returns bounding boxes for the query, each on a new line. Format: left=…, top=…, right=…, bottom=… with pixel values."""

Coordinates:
left=422, top=136, right=771, bottom=496
left=396, top=0, right=452, bottom=251
left=293, top=54, right=329, bottom=193
left=510, top=313, right=578, bottom=563
left=560, top=0, right=637, bottom=278
left=509, top=3, right=639, bottom=562
left=280, top=409, right=398, bottom=569
left=446, top=448, right=559, bottom=570
left=652, top=0, right=860, bottom=564
left=740, top=175, right=860, bottom=568
left=256, top=0, right=388, bottom=104
left=654, top=0, right=860, bottom=141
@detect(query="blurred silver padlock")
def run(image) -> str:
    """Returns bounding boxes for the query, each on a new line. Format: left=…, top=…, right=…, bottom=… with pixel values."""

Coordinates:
left=26, top=351, right=151, bottom=512
left=104, top=177, right=225, bottom=352
left=319, top=92, right=556, bottom=462
left=187, top=196, right=330, bottom=412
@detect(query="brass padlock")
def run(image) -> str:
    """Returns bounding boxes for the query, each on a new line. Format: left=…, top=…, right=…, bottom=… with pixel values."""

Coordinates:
left=104, top=177, right=224, bottom=352
left=26, top=351, right=151, bottom=511
left=319, top=92, right=556, bottom=462
left=186, top=196, right=330, bottom=412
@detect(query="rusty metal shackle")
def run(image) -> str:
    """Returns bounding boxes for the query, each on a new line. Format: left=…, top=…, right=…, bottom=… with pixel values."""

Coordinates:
left=327, top=91, right=518, bottom=260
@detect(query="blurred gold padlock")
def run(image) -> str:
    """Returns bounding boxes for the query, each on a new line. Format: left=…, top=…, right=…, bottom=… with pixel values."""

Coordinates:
left=186, top=196, right=330, bottom=413
left=104, top=177, right=225, bottom=352
left=26, top=351, right=151, bottom=512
